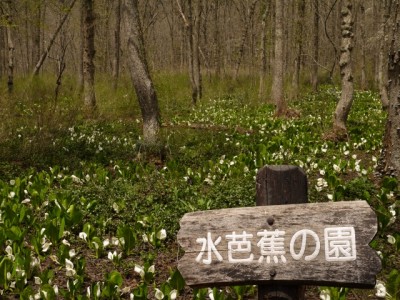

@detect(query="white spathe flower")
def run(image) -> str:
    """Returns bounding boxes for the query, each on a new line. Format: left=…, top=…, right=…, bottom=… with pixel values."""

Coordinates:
left=319, top=289, right=331, bottom=300
left=327, top=194, right=333, bottom=201
left=69, top=249, right=76, bottom=258
left=154, top=288, right=164, bottom=300
left=8, top=191, right=15, bottom=198
left=375, top=281, right=387, bottom=298
left=42, top=241, right=52, bottom=253
left=79, top=232, right=88, bottom=242
left=156, top=229, right=167, bottom=240
left=111, top=237, right=119, bottom=246
left=34, top=277, right=42, bottom=285
left=170, top=289, right=177, bottom=300
left=53, top=285, right=59, bottom=295
left=107, top=251, right=116, bottom=261
left=389, top=204, right=396, bottom=216
left=112, top=202, right=119, bottom=213
left=142, top=234, right=149, bottom=243
left=208, top=288, right=215, bottom=300
left=21, top=199, right=31, bottom=204
left=65, top=259, right=76, bottom=277
left=9, top=180, right=15, bottom=186
left=5, top=245, right=14, bottom=261
left=62, top=239, right=71, bottom=246
left=103, top=238, right=110, bottom=248
left=92, top=241, right=99, bottom=250
left=148, top=265, right=155, bottom=273
left=387, top=235, right=396, bottom=245
left=134, top=265, right=145, bottom=278
left=71, top=175, right=81, bottom=183
left=95, top=282, right=101, bottom=297
left=87, top=286, right=91, bottom=298
left=30, top=256, right=40, bottom=268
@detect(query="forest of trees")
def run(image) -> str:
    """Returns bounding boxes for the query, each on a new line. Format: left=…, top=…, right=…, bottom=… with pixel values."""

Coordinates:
left=0, top=0, right=387, bottom=94
left=1, top=0, right=400, bottom=177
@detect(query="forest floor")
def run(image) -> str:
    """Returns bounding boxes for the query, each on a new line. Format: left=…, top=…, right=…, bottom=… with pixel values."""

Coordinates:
left=0, top=79, right=398, bottom=299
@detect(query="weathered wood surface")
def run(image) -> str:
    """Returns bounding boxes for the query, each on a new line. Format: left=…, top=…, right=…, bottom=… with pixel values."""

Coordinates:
left=177, top=200, right=381, bottom=288
left=256, top=165, right=307, bottom=300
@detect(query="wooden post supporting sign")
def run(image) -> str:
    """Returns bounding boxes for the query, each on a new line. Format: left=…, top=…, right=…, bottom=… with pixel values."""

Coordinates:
left=256, top=165, right=308, bottom=300
left=177, top=165, right=381, bottom=298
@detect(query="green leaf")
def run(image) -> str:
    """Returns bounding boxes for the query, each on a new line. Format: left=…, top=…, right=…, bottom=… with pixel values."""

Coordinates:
left=387, top=268, right=400, bottom=299
left=107, top=270, right=123, bottom=287
left=59, top=217, right=65, bottom=239
left=169, top=269, right=185, bottom=291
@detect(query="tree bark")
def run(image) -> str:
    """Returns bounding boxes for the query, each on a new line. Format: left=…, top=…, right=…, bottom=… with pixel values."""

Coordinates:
left=5, top=3, right=14, bottom=93
left=292, top=0, right=305, bottom=99
left=271, top=0, right=286, bottom=116
left=311, top=0, right=319, bottom=92
left=258, top=4, right=268, bottom=100
left=123, top=0, right=161, bottom=146
left=82, top=0, right=97, bottom=111
left=359, top=3, right=366, bottom=90
left=112, top=0, right=122, bottom=90
left=177, top=0, right=202, bottom=105
left=212, top=0, right=221, bottom=76
left=32, top=2, right=42, bottom=71
left=380, top=0, right=400, bottom=179
left=333, top=0, right=354, bottom=139
left=32, top=0, right=77, bottom=76
left=378, top=1, right=390, bottom=110
left=233, top=0, right=259, bottom=80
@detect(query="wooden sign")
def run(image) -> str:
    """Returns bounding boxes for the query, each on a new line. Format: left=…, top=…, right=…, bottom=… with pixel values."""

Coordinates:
left=178, top=200, right=381, bottom=288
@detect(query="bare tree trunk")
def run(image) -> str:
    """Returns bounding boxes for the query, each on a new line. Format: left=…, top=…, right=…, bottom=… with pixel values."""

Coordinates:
left=359, top=3, right=366, bottom=90
left=258, top=3, right=268, bottom=100
left=311, top=0, right=319, bottom=92
left=123, top=0, right=161, bottom=146
left=373, top=0, right=380, bottom=88
left=271, top=0, right=286, bottom=116
left=82, top=0, right=97, bottom=111
left=332, top=0, right=354, bottom=139
left=233, top=0, right=259, bottom=80
left=193, top=0, right=202, bottom=102
left=32, top=0, right=77, bottom=76
left=380, top=0, right=400, bottom=179
left=177, top=0, right=202, bottom=105
left=77, top=3, right=84, bottom=93
left=5, top=4, right=14, bottom=93
left=212, top=0, right=221, bottom=76
left=292, top=0, right=305, bottom=99
left=32, top=2, right=42, bottom=71
left=112, top=0, right=122, bottom=90
left=378, top=1, right=390, bottom=110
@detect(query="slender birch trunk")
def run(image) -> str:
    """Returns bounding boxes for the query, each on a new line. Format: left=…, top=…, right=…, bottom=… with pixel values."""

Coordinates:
left=112, top=0, right=122, bottom=90
left=332, top=0, right=354, bottom=139
left=271, top=0, right=286, bottom=116
left=82, top=0, right=97, bottom=111
left=5, top=7, right=14, bottom=93
left=123, top=0, right=161, bottom=146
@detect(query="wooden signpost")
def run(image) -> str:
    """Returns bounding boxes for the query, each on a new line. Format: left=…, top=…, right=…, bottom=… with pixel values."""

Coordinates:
left=177, top=166, right=381, bottom=299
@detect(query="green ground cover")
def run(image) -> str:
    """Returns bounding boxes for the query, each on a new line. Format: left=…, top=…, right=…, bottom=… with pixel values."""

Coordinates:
left=0, top=75, right=398, bottom=299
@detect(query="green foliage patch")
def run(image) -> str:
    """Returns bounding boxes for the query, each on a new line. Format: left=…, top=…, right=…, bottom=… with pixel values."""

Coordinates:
left=0, top=78, right=398, bottom=299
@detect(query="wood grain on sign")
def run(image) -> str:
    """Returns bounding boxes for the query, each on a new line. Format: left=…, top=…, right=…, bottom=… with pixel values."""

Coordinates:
left=177, top=200, right=381, bottom=288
